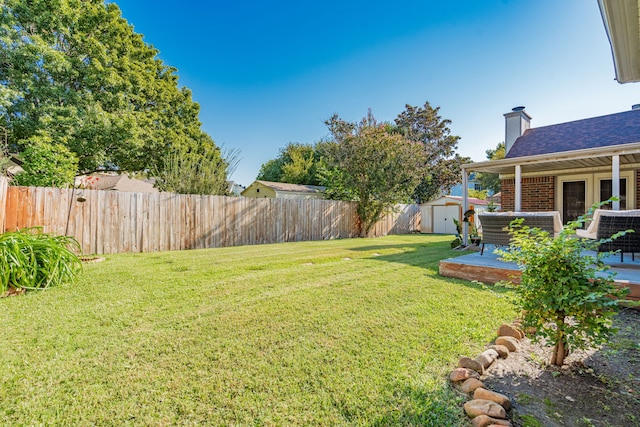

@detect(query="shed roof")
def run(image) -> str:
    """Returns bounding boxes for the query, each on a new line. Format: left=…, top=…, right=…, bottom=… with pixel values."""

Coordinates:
left=422, top=195, right=488, bottom=206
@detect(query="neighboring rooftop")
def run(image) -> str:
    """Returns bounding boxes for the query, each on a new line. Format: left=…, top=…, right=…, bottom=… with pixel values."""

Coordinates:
left=506, top=108, right=640, bottom=158
left=76, top=173, right=158, bottom=193
left=254, top=180, right=326, bottom=194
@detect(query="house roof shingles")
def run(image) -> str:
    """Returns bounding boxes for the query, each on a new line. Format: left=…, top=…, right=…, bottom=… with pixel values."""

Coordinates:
left=506, top=109, right=640, bottom=158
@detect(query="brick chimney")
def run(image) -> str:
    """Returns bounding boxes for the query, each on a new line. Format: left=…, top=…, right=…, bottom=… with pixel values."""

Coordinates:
left=504, top=106, right=531, bottom=154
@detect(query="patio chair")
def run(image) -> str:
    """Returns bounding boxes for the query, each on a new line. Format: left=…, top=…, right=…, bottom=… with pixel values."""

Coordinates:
left=478, top=213, right=559, bottom=255
left=595, top=215, right=640, bottom=262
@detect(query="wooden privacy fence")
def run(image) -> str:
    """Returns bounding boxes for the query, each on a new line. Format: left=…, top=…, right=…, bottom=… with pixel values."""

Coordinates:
left=0, top=178, right=421, bottom=255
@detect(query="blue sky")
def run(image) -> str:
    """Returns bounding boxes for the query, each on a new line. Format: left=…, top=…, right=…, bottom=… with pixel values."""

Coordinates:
left=116, top=1, right=640, bottom=186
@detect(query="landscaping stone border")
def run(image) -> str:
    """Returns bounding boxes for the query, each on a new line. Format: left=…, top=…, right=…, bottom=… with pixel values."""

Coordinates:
left=449, top=322, right=526, bottom=427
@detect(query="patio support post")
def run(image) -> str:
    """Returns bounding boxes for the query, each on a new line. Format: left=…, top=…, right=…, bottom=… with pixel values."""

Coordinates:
left=612, top=155, right=620, bottom=210
left=462, top=168, right=469, bottom=245
left=515, top=164, right=522, bottom=212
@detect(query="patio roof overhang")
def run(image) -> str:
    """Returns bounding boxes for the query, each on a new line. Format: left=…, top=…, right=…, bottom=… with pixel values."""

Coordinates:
left=598, top=0, right=640, bottom=84
left=461, top=142, right=640, bottom=175
left=459, top=142, right=640, bottom=245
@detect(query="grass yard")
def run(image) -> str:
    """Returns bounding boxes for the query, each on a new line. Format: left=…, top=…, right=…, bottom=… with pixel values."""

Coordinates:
left=0, top=235, right=516, bottom=426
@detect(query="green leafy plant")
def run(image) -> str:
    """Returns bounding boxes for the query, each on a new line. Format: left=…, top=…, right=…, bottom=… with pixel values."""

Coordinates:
left=497, top=204, right=631, bottom=366
left=11, top=139, right=78, bottom=188
left=153, top=145, right=239, bottom=195
left=451, top=209, right=476, bottom=247
left=0, top=228, right=82, bottom=294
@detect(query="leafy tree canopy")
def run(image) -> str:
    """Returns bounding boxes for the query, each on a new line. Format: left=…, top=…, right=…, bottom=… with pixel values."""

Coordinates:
left=322, top=110, right=427, bottom=236
left=256, top=142, right=322, bottom=185
left=476, top=141, right=505, bottom=194
left=154, top=144, right=240, bottom=196
left=393, top=102, right=465, bottom=203
left=0, top=0, right=230, bottom=188
left=12, top=136, right=78, bottom=187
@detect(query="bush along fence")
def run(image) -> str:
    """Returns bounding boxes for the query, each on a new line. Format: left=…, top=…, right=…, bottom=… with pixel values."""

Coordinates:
left=0, top=177, right=421, bottom=255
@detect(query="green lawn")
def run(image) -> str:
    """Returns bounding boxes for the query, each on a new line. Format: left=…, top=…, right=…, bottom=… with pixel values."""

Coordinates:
left=0, top=235, right=516, bottom=426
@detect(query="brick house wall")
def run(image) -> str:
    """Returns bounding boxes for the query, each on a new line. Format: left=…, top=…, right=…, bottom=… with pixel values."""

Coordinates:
left=501, top=176, right=556, bottom=212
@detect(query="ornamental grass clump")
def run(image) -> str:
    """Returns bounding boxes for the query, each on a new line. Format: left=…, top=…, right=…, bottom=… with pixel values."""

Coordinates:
left=497, top=206, right=630, bottom=366
left=0, top=227, right=82, bottom=294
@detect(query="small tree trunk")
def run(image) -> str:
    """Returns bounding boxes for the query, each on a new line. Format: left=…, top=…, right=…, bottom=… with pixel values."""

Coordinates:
left=551, top=332, right=568, bottom=366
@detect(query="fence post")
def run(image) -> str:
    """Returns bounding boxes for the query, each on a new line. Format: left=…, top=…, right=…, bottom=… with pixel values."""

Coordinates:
left=0, top=176, right=7, bottom=232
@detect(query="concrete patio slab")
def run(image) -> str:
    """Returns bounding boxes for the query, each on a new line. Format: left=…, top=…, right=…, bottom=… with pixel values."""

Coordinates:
left=439, top=247, right=640, bottom=302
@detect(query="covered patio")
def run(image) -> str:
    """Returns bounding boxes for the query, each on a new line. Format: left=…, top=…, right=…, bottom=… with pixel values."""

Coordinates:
left=458, top=142, right=640, bottom=245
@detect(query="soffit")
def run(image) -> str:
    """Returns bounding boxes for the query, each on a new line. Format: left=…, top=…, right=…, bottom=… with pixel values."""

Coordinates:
left=463, top=143, right=640, bottom=175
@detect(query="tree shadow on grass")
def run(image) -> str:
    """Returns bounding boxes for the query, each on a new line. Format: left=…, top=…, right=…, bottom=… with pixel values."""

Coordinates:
left=348, top=240, right=467, bottom=269
left=348, top=241, right=510, bottom=294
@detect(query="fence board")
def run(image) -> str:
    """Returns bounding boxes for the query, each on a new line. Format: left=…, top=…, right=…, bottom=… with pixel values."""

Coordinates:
left=0, top=185, right=420, bottom=254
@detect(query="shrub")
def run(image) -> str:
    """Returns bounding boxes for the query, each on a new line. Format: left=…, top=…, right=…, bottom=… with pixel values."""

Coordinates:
left=0, top=228, right=82, bottom=294
left=12, top=139, right=78, bottom=188
left=497, top=207, right=630, bottom=366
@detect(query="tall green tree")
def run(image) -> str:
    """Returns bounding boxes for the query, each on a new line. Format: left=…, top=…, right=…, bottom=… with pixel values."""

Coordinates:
left=323, top=110, right=426, bottom=236
left=154, top=143, right=239, bottom=196
left=0, top=0, right=227, bottom=183
left=476, top=141, right=505, bottom=194
left=256, top=142, right=322, bottom=185
left=393, top=102, right=464, bottom=203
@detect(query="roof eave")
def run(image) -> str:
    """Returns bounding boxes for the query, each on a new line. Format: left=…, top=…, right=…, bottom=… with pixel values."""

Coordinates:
left=598, top=0, right=640, bottom=83
left=462, top=142, right=640, bottom=174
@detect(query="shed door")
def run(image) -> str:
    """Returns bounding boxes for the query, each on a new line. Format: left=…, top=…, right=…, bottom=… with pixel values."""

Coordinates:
left=433, top=205, right=460, bottom=234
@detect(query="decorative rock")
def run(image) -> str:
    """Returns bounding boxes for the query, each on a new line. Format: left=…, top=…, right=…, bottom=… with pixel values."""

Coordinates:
left=489, top=344, right=510, bottom=358
left=459, top=356, right=484, bottom=374
left=461, top=378, right=485, bottom=393
left=497, top=323, right=523, bottom=340
left=474, top=387, right=512, bottom=410
left=450, top=368, right=480, bottom=382
left=475, top=349, right=499, bottom=369
left=471, top=415, right=513, bottom=427
left=463, top=399, right=507, bottom=419
left=495, top=336, right=520, bottom=352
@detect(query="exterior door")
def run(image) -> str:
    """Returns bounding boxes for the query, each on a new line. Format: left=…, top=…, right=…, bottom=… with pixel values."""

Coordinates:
left=563, top=181, right=586, bottom=224
left=433, top=205, right=461, bottom=234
